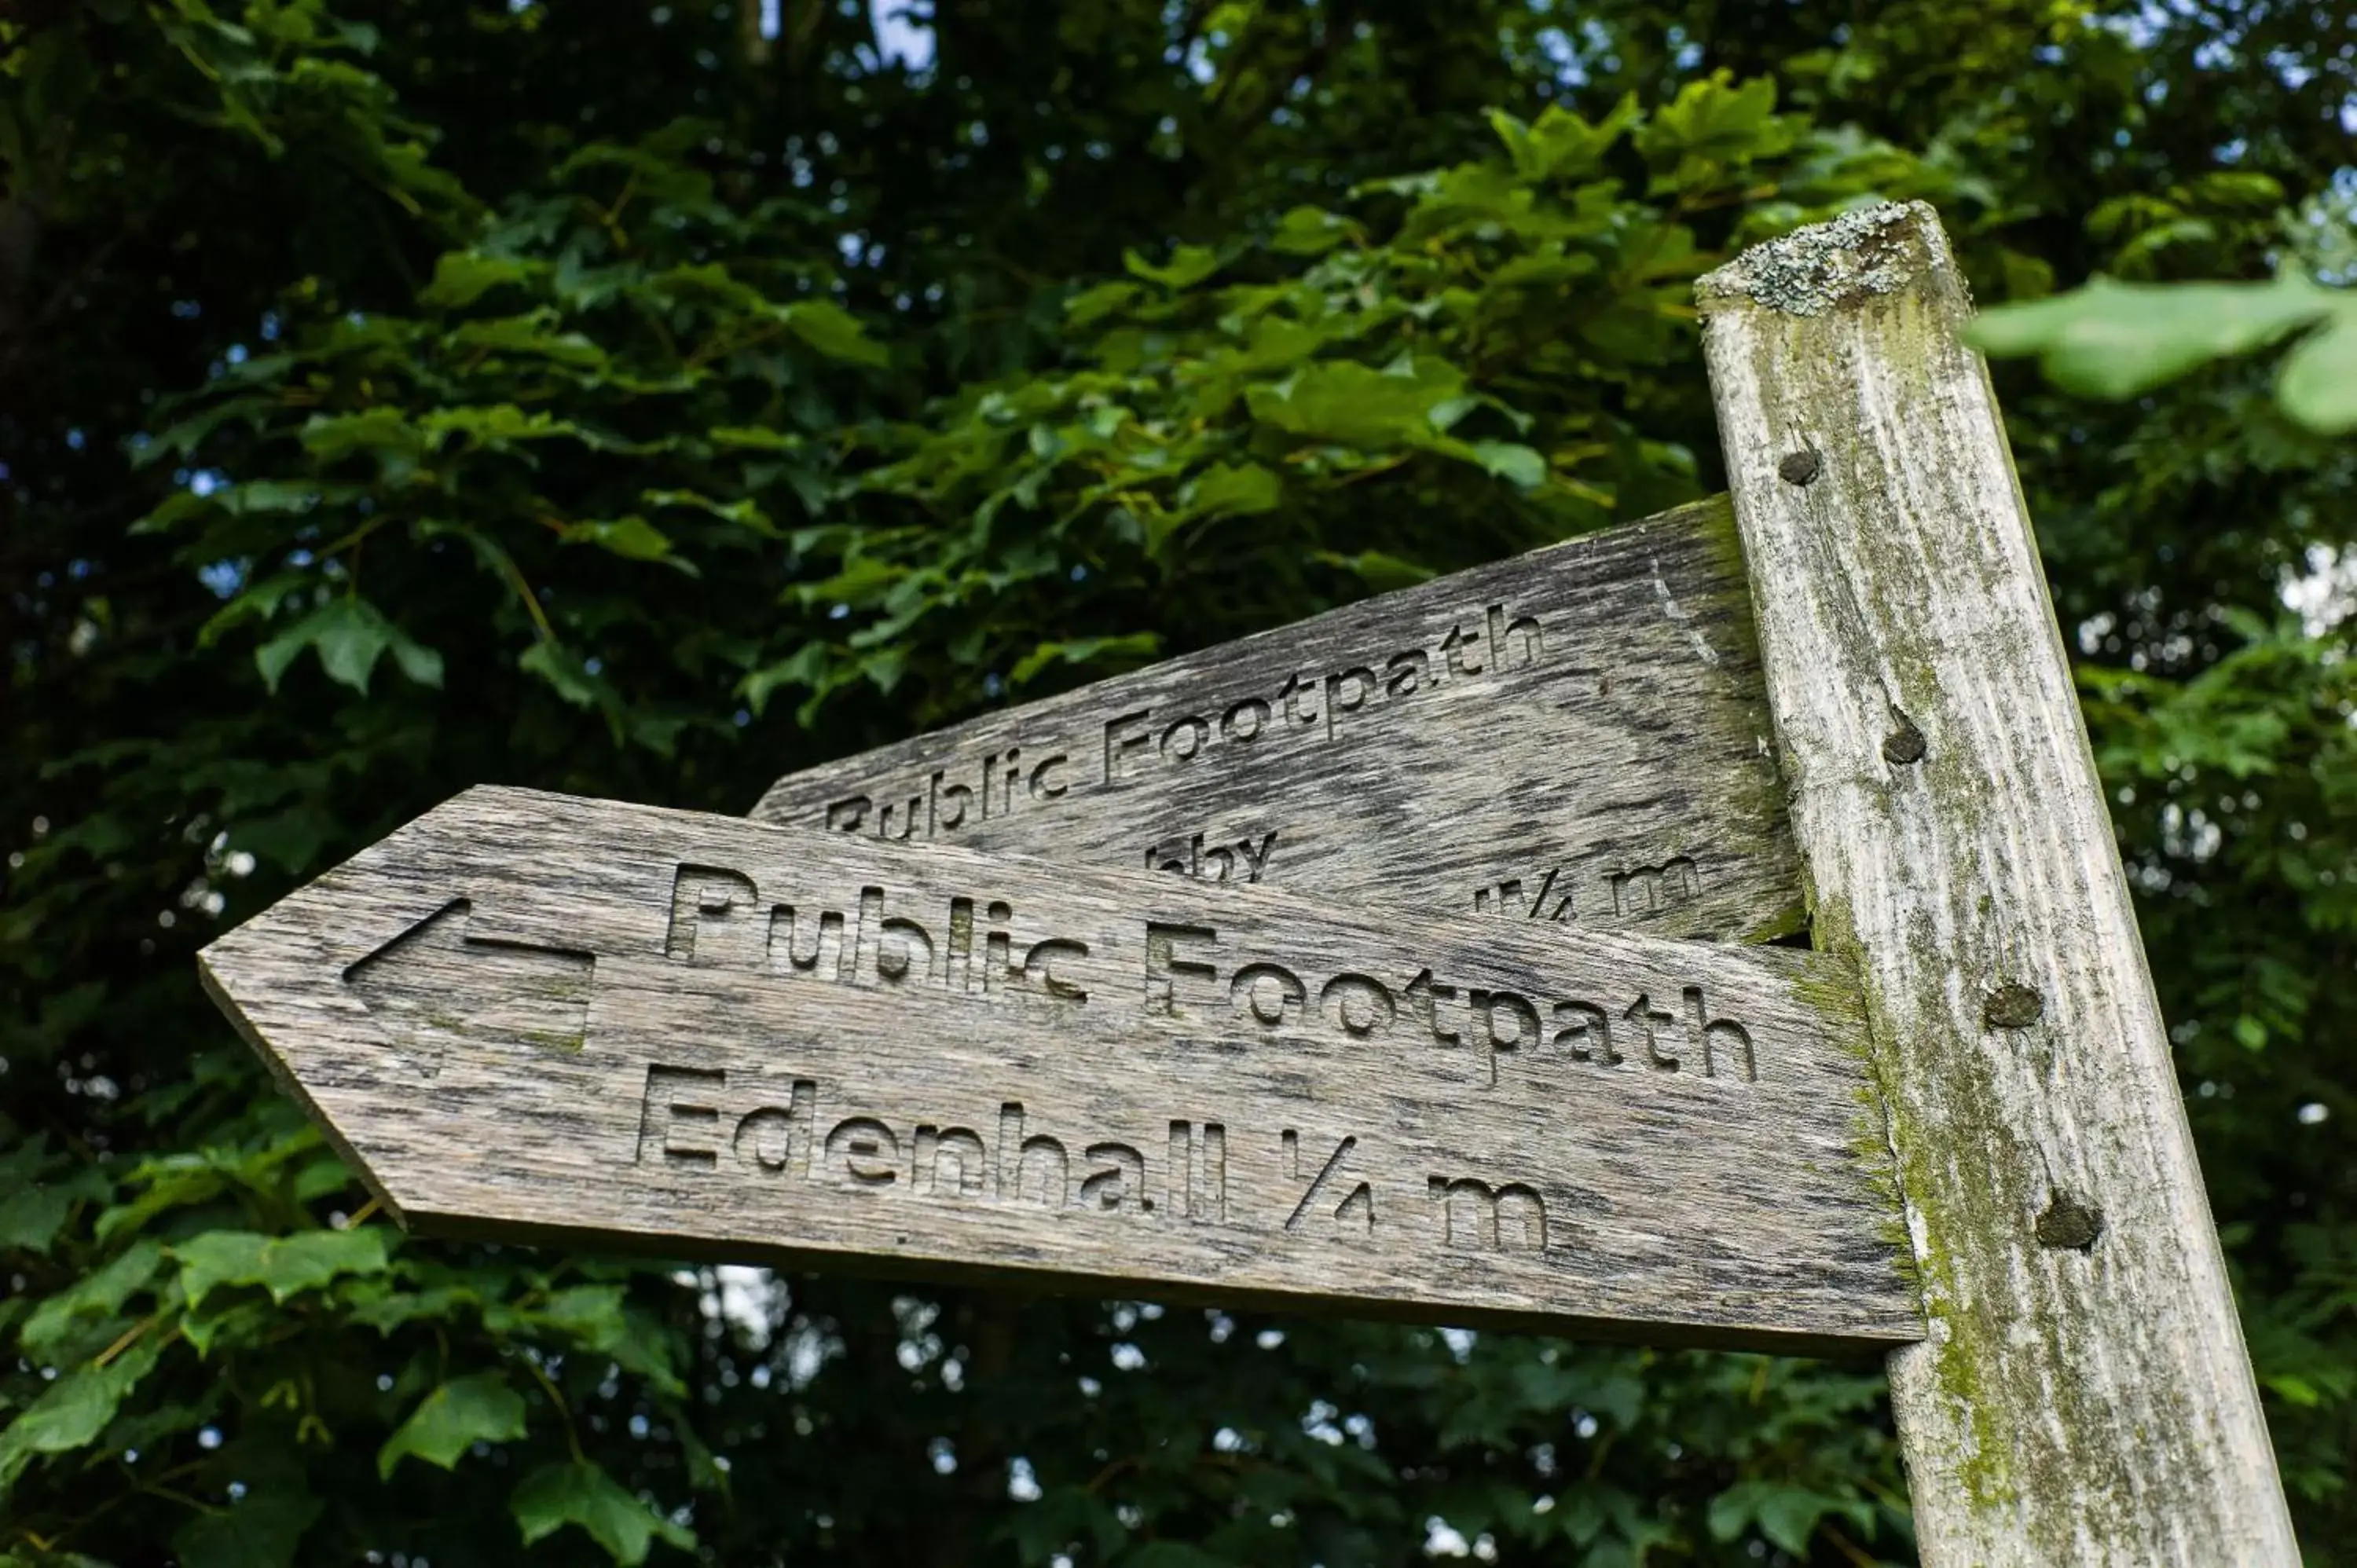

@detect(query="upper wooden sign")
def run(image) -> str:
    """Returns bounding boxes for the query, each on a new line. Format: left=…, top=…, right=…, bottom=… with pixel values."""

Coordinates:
left=754, top=498, right=1804, bottom=943
left=202, top=787, right=1916, bottom=1352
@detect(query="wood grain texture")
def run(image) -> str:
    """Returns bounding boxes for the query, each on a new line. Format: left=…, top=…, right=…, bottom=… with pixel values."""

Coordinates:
left=1699, top=203, right=2298, bottom=1563
left=753, top=498, right=1805, bottom=944
left=200, top=786, right=1917, bottom=1353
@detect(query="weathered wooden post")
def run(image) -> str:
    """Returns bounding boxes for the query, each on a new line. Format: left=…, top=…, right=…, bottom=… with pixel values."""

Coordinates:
left=1699, top=203, right=2300, bottom=1564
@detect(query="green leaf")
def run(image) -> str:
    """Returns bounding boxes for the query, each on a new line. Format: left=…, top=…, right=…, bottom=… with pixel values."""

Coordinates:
left=378, top=1372, right=529, bottom=1478
left=512, top=1460, right=695, bottom=1565
left=253, top=599, right=442, bottom=694
left=1065, top=280, right=1142, bottom=327
left=173, top=1490, right=324, bottom=1568
left=1635, top=71, right=1791, bottom=172
left=417, top=251, right=542, bottom=309
left=20, top=1241, right=167, bottom=1358
left=1526, top=95, right=1640, bottom=181
left=174, top=1227, right=390, bottom=1310
left=519, top=640, right=617, bottom=714
left=1270, top=206, right=1359, bottom=256
left=706, top=424, right=802, bottom=452
left=781, top=300, right=888, bottom=368
left=1706, top=1479, right=1871, bottom=1555
left=1182, top=460, right=1283, bottom=519
left=2275, top=308, right=2357, bottom=434
left=736, top=641, right=829, bottom=717
left=421, top=403, right=583, bottom=449
left=0, top=1338, right=163, bottom=1494
left=0, top=1188, right=74, bottom=1255
left=1124, top=243, right=1222, bottom=291
left=446, top=313, right=609, bottom=370
left=1967, top=274, right=2337, bottom=400
left=1312, top=549, right=1437, bottom=593
left=1008, top=632, right=1162, bottom=687
left=1468, top=439, right=1548, bottom=488
left=1245, top=357, right=1468, bottom=450
left=560, top=515, right=680, bottom=563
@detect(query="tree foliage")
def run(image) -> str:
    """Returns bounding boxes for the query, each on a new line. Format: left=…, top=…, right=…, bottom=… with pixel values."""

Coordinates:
left=4, top=2, right=2351, bottom=1563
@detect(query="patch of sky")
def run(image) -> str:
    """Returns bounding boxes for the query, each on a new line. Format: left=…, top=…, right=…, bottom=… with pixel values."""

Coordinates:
left=1185, top=34, right=1217, bottom=83
left=2282, top=544, right=2357, bottom=636
left=871, top=0, right=933, bottom=70
left=198, top=561, right=247, bottom=599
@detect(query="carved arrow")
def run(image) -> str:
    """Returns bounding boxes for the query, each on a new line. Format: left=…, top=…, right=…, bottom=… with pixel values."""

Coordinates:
left=345, top=899, right=595, bottom=1077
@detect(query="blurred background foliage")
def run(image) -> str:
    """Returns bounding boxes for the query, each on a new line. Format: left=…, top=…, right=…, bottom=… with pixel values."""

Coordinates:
left=2, top=0, right=2352, bottom=1563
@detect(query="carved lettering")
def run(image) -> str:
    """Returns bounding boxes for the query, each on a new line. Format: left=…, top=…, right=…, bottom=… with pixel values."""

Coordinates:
left=826, top=1116, right=900, bottom=1186
left=1142, top=829, right=1280, bottom=885
left=1103, top=709, right=1153, bottom=784
left=1552, top=1000, right=1620, bottom=1066
left=1080, top=1142, right=1149, bottom=1212
left=1318, top=973, right=1395, bottom=1037
left=1428, top=1175, right=1549, bottom=1251
left=1622, top=992, right=1683, bottom=1072
left=1686, top=986, right=1757, bottom=1081
left=1402, top=968, right=1464, bottom=1050
left=914, top=1124, right=990, bottom=1196
left=1283, top=1130, right=1373, bottom=1237
left=1473, top=864, right=1578, bottom=924
left=808, top=601, right=1550, bottom=839
left=999, top=1103, right=1070, bottom=1209
left=648, top=1069, right=1237, bottom=1229
left=1166, top=1119, right=1227, bottom=1222
left=1160, top=713, right=1211, bottom=762
left=877, top=916, right=934, bottom=984
left=732, top=1081, right=818, bottom=1176
left=639, top=1064, right=724, bottom=1166
left=665, top=866, right=761, bottom=965
left=1220, top=697, right=1269, bottom=742
left=1322, top=665, right=1378, bottom=742
left=1470, top=988, right=1541, bottom=1086
left=1384, top=647, right=1428, bottom=697
left=1231, top=962, right=1307, bottom=1028
left=1609, top=856, right=1701, bottom=917
left=768, top=904, right=846, bottom=980
left=1143, top=921, right=1219, bottom=1016
left=1486, top=603, right=1542, bottom=668
left=1028, top=755, right=1070, bottom=800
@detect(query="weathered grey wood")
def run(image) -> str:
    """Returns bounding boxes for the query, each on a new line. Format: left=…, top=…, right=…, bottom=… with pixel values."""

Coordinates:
left=201, top=786, right=1917, bottom=1353
left=1699, top=203, right=2298, bottom=1563
left=755, top=498, right=1804, bottom=943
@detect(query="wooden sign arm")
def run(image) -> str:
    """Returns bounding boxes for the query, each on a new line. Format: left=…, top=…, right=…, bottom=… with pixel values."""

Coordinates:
left=1699, top=203, right=2299, bottom=1564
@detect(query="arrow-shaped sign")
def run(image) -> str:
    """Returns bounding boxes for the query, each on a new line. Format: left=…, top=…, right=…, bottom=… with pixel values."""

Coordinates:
left=202, top=786, right=1918, bottom=1354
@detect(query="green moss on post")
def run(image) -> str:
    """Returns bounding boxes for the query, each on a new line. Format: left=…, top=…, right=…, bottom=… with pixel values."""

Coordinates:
left=1701, top=203, right=2298, bottom=1564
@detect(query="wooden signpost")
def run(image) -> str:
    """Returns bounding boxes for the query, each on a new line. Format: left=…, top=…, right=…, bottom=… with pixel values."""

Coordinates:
left=753, top=496, right=1803, bottom=943
left=1697, top=203, right=2298, bottom=1563
left=199, top=203, right=2299, bottom=1563
left=200, top=786, right=1914, bottom=1352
